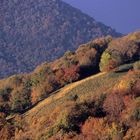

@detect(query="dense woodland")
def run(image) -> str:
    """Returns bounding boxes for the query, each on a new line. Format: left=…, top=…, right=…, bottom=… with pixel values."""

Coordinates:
left=0, top=32, right=140, bottom=139
left=0, top=0, right=121, bottom=78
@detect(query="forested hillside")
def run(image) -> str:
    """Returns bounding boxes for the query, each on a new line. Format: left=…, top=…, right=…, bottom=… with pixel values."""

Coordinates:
left=0, top=32, right=140, bottom=139
left=0, top=0, right=121, bottom=78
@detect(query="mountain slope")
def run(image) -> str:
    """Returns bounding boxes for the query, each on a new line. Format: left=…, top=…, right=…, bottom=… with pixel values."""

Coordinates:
left=0, top=32, right=140, bottom=115
left=5, top=70, right=140, bottom=140
left=0, top=0, right=121, bottom=78
left=0, top=36, right=111, bottom=114
left=0, top=32, right=140, bottom=139
left=21, top=71, right=124, bottom=139
left=24, top=72, right=106, bottom=116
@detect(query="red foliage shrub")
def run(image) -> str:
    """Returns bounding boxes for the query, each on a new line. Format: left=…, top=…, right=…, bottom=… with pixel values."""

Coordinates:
left=63, top=65, right=80, bottom=83
left=103, top=92, right=125, bottom=122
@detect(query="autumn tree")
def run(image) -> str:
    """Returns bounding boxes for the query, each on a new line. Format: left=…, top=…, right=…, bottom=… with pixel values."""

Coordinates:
left=103, top=92, right=125, bottom=121
left=100, top=51, right=122, bottom=71
left=100, top=33, right=140, bottom=71
left=10, top=87, right=31, bottom=112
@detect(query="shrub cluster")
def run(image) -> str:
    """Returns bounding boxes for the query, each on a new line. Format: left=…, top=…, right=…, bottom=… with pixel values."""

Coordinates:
left=100, top=32, right=140, bottom=71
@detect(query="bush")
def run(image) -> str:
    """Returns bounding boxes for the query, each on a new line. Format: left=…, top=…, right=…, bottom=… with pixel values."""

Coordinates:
left=93, top=94, right=106, bottom=117
left=78, top=48, right=97, bottom=67
left=47, top=101, right=95, bottom=138
left=99, top=52, right=111, bottom=71
left=0, top=87, right=12, bottom=102
left=31, top=81, right=54, bottom=104
left=130, top=106, right=140, bottom=121
left=10, top=87, right=31, bottom=112
left=103, top=92, right=125, bottom=121
left=100, top=52, right=122, bottom=72
left=100, top=33, right=140, bottom=72
left=115, top=71, right=140, bottom=98
left=63, top=65, right=80, bottom=83
left=56, top=103, right=90, bottom=133
left=9, top=75, right=23, bottom=87
left=0, top=87, right=12, bottom=112
left=133, top=61, right=140, bottom=70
